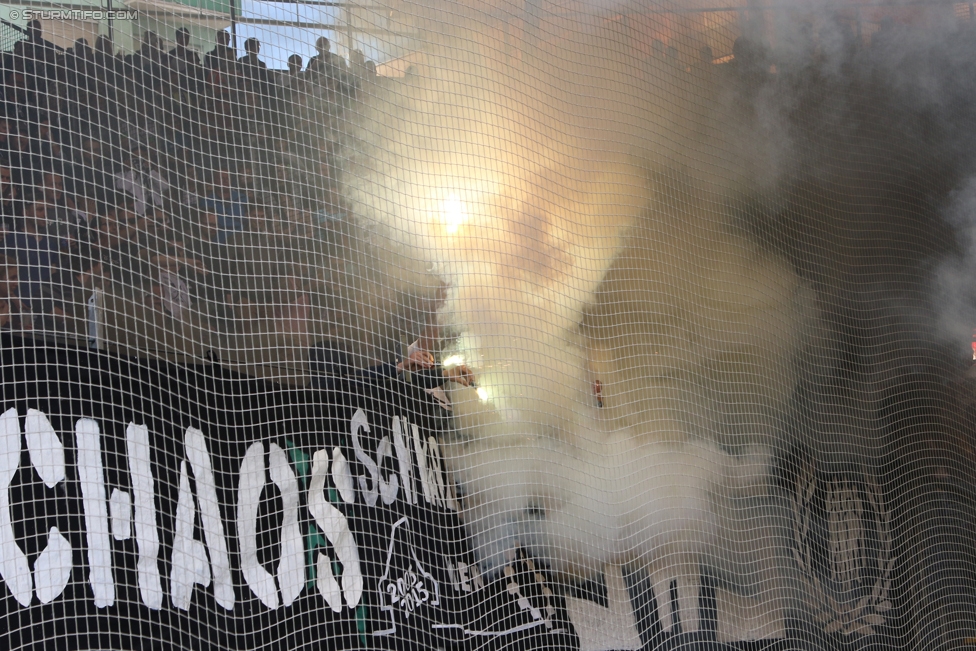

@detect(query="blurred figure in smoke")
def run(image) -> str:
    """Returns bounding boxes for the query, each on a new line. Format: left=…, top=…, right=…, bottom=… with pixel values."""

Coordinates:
left=309, top=280, right=473, bottom=401
left=665, top=44, right=682, bottom=72
left=349, top=48, right=368, bottom=93
left=825, top=12, right=860, bottom=63
left=730, top=36, right=769, bottom=86
left=869, top=17, right=900, bottom=61
left=309, top=334, right=473, bottom=405
left=284, top=53, right=305, bottom=93
left=307, top=36, right=346, bottom=91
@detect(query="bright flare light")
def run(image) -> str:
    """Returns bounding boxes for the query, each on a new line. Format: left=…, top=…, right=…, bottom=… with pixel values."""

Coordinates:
left=441, top=193, right=468, bottom=234
left=442, top=354, right=464, bottom=368
left=476, top=386, right=489, bottom=402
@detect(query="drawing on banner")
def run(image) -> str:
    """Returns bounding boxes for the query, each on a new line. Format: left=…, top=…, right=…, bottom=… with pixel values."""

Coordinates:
left=433, top=547, right=567, bottom=638
left=375, top=516, right=440, bottom=634
left=504, top=556, right=556, bottom=628
left=791, top=460, right=893, bottom=636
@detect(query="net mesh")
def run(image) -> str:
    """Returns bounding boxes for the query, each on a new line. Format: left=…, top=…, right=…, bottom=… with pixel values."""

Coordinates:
left=0, top=0, right=973, bottom=649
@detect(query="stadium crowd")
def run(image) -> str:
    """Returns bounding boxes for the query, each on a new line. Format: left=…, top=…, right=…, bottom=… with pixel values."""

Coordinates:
left=0, top=14, right=928, bottom=365
left=0, top=21, right=370, bottom=354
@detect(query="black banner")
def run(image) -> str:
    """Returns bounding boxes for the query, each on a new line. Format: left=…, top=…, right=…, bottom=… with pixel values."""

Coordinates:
left=3, top=335, right=948, bottom=651
left=0, top=336, right=578, bottom=650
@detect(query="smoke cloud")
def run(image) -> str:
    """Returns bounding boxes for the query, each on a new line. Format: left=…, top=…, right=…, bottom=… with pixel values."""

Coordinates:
left=336, top=0, right=976, bottom=639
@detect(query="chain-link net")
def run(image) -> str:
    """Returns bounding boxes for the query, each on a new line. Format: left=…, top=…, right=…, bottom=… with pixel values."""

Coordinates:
left=0, top=1, right=973, bottom=649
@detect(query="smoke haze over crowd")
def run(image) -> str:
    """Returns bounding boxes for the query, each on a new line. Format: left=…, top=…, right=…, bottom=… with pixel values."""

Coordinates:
left=335, top=0, right=976, bottom=644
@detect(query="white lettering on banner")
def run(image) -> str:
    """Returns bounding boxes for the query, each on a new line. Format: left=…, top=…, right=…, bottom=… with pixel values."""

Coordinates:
left=183, top=427, right=235, bottom=610
left=650, top=567, right=699, bottom=633
left=32, top=527, right=71, bottom=604
left=236, top=442, right=305, bottom=609
left=391, top=417, right=414, bottom=505
left=269, top=443, right=304, bottom=608
left=426, top=437, right=446, bottom=506
left=0, top=408, right=32, bottom=606
left=169, top=428, right=235, bottom=610
left=126, top=423, right=163, bottom=610
left=25, top=409, right=65, bottom=488
left=426, top=436, right=457, bottom=511
left=386, top=568, right=431, bottom=615
left=433, top=553, right=566, bottom=638
left=308, top=449, right=363, bottom=611
left=0, top=406, right=464, bottom=615
left=171, top=460, right=211, bottom=610
left=351, top=410, right=379, bottom=506
left=0, top=408, right=73, bottom=607
left=446, top=559, right=484, bottom=593
left=238, top=442, right=278, bottom=609
left=77, top=418, right=115, bottom=608
left=30, top=411, right=71, bottom=605
left=351, top=409, right=399, bottom=507
left=376, top=436, right=399, bottom=505
left=412, top=423, right=434, bottom=505
left=331, top=447, right=356, bottom=504
left=109, top=489, right=132, bottom=541
left=409, top=424, right=458, bottom=512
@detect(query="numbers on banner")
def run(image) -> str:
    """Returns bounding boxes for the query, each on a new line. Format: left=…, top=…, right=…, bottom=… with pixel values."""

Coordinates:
left=385, top=566, right=432, bottom=617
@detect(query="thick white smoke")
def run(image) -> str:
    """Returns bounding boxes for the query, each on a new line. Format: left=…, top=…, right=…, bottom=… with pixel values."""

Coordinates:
left=339, top=2, right=822, bottom=627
